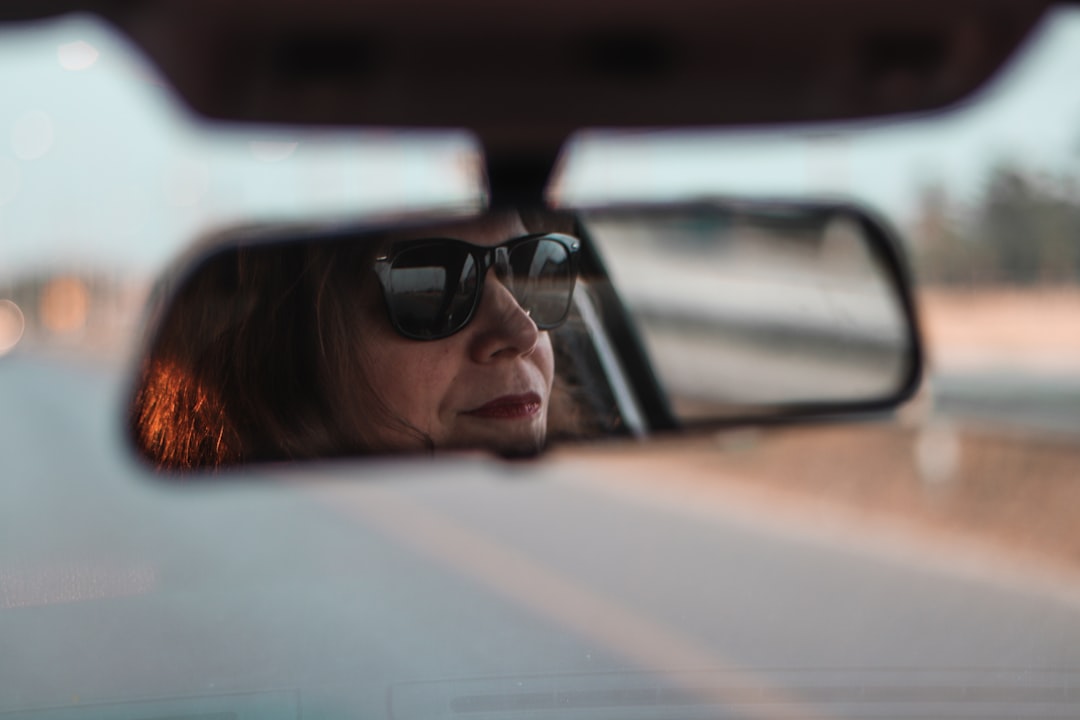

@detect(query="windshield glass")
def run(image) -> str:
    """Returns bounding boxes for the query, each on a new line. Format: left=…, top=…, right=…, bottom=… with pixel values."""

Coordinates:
left=2, top=7, right=1080, bottom=719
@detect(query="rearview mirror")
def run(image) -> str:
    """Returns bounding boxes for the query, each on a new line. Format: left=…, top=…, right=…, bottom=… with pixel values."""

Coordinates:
left=128, top=200, right=921, bottom=471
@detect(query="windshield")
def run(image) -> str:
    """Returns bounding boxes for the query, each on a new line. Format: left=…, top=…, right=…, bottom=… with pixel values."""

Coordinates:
left=2, top=7, right=1080, bottom=719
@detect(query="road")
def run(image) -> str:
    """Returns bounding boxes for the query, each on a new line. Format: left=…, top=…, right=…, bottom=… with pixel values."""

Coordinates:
left=3, top=354, right=1080, bottom=719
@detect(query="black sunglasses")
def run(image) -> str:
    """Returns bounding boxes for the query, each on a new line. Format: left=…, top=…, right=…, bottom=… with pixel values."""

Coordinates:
left=373, top=232, right=581, bottom=341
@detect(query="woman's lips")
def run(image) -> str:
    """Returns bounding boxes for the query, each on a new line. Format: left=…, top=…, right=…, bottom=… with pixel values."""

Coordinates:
left=464, top=392, right=543, bottom=419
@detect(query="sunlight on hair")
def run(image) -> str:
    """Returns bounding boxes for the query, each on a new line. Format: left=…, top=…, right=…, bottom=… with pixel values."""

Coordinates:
left=10, top=111, right=54, bottom=160
left=0, top=299, right=25, bottom=356
left=135, top=358, right=241, bottom=469
left=56, top=40, right=99, bottom=70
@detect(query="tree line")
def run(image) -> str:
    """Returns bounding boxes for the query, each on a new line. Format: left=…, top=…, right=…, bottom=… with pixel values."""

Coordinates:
left=912, top=163, right=1080, bottom=286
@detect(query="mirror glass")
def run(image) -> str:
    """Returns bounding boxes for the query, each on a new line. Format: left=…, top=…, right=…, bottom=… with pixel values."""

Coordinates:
left=130, top=201, right=917, bottom=471
left=582, top=203, right=915, bottom=420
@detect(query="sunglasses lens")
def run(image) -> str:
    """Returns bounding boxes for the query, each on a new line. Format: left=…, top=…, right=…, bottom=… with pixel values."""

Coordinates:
left=507, top=237, right=575, bottom=328
left=387, top=244, right=477, bottom=339
left=383, top=234, right=577, bottom=340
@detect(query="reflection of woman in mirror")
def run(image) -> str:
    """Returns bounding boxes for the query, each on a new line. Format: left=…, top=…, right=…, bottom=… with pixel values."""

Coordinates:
left=132, top=209, right=614, bottom=469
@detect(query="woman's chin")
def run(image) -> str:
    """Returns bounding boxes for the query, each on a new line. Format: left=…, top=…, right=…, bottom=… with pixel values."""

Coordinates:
left=446, top=415, right=548, bottom=456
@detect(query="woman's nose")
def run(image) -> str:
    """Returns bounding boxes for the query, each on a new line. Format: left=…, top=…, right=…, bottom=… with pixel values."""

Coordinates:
left=467, top=268, right=540, bottom=362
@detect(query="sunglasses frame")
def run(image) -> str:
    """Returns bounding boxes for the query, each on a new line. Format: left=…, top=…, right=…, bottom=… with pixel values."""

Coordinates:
left=372, top=232, right=581, bottom=341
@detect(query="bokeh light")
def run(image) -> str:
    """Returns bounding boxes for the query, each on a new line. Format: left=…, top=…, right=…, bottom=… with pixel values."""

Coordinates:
left=0, top=299, right=26, bottom=355
left=10, top=110, right=55, bottom=160
left=57, top=40, right=99, bottom=70
left=40, top=276, right=89, bottom=335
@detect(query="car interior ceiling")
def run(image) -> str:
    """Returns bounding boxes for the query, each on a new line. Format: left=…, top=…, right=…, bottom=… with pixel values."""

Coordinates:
left=0, top=2, right=1058, bottom=160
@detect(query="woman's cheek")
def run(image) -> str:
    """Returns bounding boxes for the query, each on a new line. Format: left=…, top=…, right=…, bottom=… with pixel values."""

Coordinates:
left=402, top=345, right=463, bottom=430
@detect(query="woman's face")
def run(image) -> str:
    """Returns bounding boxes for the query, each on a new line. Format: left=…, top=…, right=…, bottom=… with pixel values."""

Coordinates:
left=353, top=211, right=556, bottom=455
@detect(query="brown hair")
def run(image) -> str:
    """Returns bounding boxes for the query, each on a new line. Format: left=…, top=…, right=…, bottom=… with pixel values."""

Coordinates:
left=132, top=233, right=403, bottom=469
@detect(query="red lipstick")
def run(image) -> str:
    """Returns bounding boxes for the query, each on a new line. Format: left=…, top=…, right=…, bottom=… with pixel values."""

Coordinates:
left=464, top=393, right=542, bottom=419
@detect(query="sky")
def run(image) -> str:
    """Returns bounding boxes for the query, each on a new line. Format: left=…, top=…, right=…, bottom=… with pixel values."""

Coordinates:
left=0, top=7, right=1078, bottom=277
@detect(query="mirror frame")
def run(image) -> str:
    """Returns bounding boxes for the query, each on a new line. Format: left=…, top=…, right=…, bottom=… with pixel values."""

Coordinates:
left=567, top=197, right=925, bottom=432
left=127, top=198, right=924, bottom=472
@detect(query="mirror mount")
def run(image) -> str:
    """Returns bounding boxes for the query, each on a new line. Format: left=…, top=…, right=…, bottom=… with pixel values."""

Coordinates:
left=481, top=136, right=562, bottom=209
